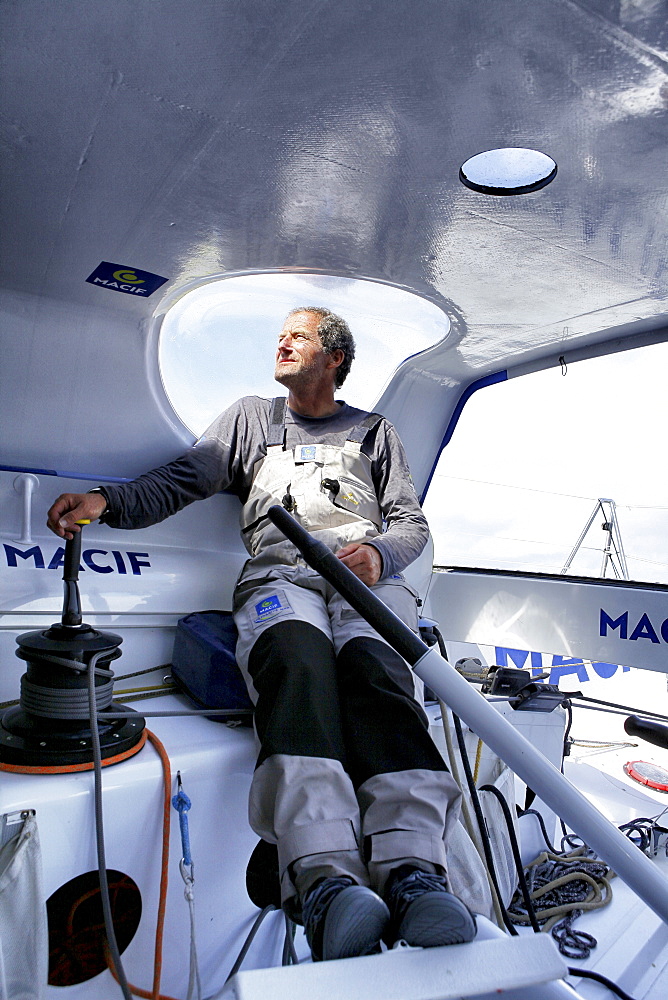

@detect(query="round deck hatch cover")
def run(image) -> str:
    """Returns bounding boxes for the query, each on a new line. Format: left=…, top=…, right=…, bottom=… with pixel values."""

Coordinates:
left=460, top=147, right=557, bottom=195
left=624, top=760, right=668, bottom=792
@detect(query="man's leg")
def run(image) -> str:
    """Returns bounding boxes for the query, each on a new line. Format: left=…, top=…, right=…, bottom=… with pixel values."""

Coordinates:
left=246, top=624, right=370, bottom=897
left=234, top=582, right=368, bottom=905
left=335, top=632, right=458, bottom=891
left=234, top=580, right=391, bottom=959
left=331, top=580, right=477, bottom=946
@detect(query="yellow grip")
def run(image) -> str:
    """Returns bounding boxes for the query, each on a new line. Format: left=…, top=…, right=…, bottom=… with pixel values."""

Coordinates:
left=75, top=519, right=91, bottom=525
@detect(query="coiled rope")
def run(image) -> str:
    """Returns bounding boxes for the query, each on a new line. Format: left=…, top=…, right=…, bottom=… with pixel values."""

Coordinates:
left=507, top=847, right=614, bottom=958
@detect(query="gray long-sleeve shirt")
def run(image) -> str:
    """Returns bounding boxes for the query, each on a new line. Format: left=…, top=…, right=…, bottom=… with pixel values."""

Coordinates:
left=97, top=396, right=429, bottom=579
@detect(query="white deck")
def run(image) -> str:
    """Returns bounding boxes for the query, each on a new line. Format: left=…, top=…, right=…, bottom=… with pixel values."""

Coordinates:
left=3, top=682, right=668, bottom=999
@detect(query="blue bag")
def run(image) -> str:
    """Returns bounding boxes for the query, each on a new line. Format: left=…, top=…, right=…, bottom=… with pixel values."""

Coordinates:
left=171, top=610, right=254, bottom=720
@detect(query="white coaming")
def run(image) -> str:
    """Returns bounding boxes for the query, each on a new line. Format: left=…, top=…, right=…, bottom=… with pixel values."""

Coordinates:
left=0, top=694, right=302, bottom=997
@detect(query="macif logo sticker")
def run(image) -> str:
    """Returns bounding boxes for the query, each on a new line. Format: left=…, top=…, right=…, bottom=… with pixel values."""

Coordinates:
left=256, top=596, right=283, bottom=620
left=86, top=262, right=168, bottom=297
left=251, top=591, right=293, bottom=627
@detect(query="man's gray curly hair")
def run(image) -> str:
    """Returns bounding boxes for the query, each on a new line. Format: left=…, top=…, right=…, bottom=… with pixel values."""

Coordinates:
left=287, top=306, right=356, bottom=388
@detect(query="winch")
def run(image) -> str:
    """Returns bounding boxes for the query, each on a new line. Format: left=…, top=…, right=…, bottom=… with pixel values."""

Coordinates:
left=0, top=521, right=146, bottom=770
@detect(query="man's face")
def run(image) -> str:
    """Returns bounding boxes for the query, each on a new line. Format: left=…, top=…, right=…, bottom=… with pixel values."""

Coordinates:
left=274, top=311, right=331, bottom=388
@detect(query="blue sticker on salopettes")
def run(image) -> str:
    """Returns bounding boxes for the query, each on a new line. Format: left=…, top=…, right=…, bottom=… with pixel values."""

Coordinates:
left=253, top=592, right=293, bottom=624
left=86, top=262, right=168, bottom=297
left=255, top=596, right=282, bottom=619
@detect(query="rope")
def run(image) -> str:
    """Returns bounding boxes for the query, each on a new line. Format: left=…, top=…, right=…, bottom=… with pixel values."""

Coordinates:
left=146, top=730, right=172, bottom=1000
left=507, top=849, right=614, bottom=958
left=472, top=738, right=483, bottom=785
left=88, top=651, right=133, bottom=1000
left=571, top=740, right=637, bottom=749
left=16, top=647, right=115, bottom=676
left=182, top=863, right=202, bottom=1000
left=439, top=701, right=507, bottom=929
left=455, top=662, right=490, bottom=684
left=106, top=729, right=174, bottom=1000
left=568, top=966, right=638, bottom=1000
left=520, top=808, right=558, bottom=854
left=101, top=702, right=253, bottom=716
left=479, top=784, right=540, bottom=934
left=114, top=685, right=175, bottom=696
left=113, top=665, right=173, bottom=682
left=282, top=914, right=300, bottom=966
left=452, top=710, right=518, bottom=935
left=618, top=816, right=668, bottom=856
left=0, top=663, right=169, bottom=711
left=486, top=790, right=640, bottom=998
left=106, top=947, right=179, bottom=1000
left=496, top=796, right=615, bottom=961
left=181, top=868, right=202, bottom=1000
left=20, top=675, right=113, bottom=717
left=224, top=906, right=278, bottom=983
left=172, top=776, right=193, bottom=867
left=566, top=692, right=668, bottom=725
left=172, top=773, right=201, bottom=1000
left=553, top=911, right=598, bottom=959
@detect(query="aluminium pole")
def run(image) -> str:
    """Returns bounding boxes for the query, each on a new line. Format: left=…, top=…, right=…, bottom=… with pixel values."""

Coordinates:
left=560, top=501, right=601, bottom=575
left=267, top=505, right=668, bottom=928
left=610, top=500, right=630, bottom=580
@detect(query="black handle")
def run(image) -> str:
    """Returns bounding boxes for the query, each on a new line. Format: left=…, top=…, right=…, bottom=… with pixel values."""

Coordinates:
left=62, top=524, right=84, bottom=626
left=266, top=505, right=426, bottom=665
left=624, top=715, right=668, bottom=751
left=63, top=526, right=83, bottom=582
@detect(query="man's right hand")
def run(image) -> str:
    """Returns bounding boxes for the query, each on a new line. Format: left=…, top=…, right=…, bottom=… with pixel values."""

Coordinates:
left=47, top=493, right=108, bottom=539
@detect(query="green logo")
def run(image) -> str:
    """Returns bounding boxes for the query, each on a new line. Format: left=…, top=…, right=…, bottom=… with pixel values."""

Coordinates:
left=112, top=269, right=144, bottom=284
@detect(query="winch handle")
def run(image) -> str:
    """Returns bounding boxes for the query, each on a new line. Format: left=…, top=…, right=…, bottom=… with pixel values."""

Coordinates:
left=624, top=715, right=668, bottom=751
left=62, top=519, right=89, bottom=627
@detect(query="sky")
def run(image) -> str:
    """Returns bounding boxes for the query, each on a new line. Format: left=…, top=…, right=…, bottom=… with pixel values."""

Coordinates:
left=160, top=274, right=668, bottom=589
left=424, top=342, right=668, bottom=585
left=159, top=272, right=448, bottom=430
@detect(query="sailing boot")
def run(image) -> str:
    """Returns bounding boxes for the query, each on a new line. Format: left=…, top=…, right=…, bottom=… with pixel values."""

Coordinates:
left=385, top=865, right=477, bottom=948
left=302, top=875, right=390, bottom=961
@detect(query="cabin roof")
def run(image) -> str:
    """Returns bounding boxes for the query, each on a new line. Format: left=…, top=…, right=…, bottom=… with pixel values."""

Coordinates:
left=1, top=1, right=667, bottom=489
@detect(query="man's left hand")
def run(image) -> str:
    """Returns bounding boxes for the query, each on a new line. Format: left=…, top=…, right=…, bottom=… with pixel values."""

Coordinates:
left=335, top=543, right=382, bottom=586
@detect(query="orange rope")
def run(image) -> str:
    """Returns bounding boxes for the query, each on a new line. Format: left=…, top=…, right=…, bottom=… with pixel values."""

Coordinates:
left=106, top=728, right=175, bottom=1000
left=146, top=729, right=172, bottom=1000
left=106, top=944, right=179, bottom=1000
